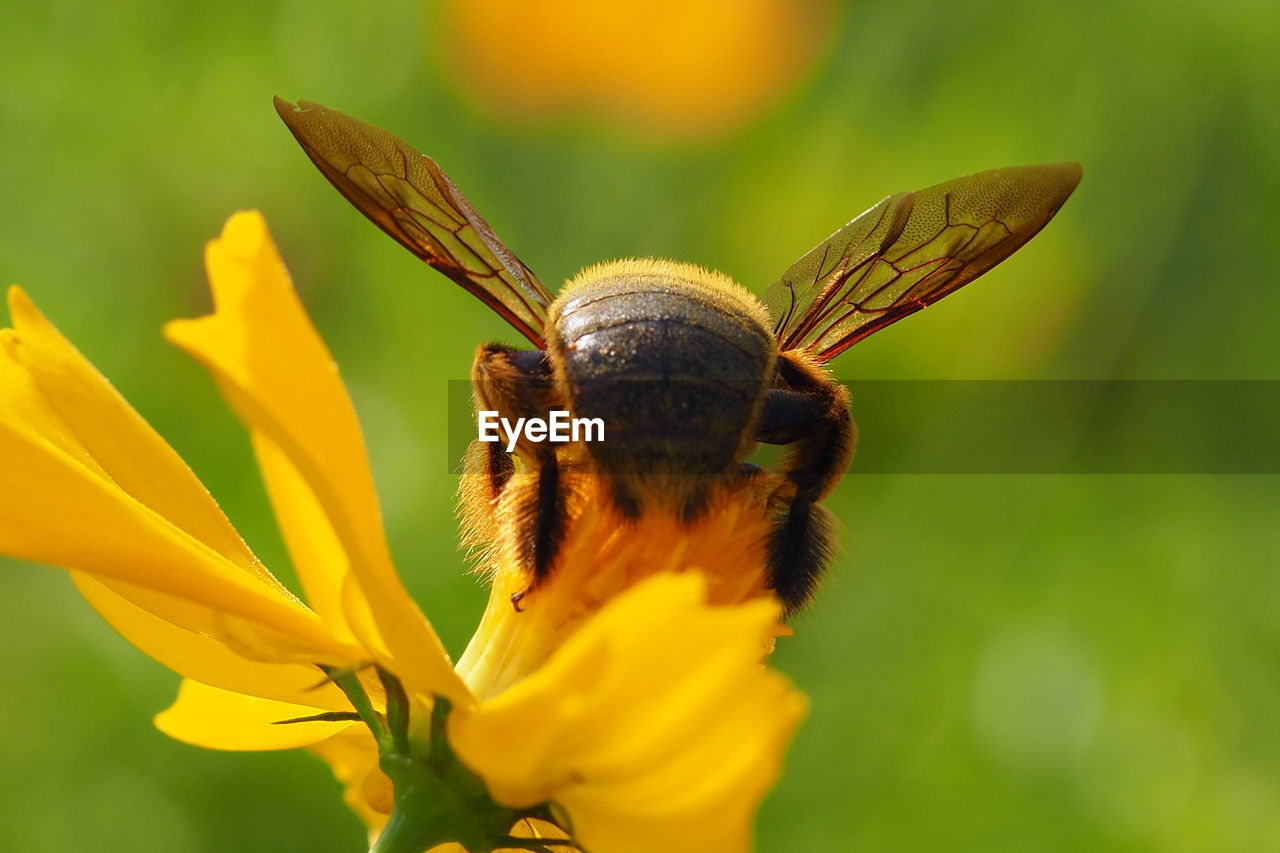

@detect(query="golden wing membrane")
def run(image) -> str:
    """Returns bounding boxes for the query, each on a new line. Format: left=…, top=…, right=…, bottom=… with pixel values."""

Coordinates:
left=274, top=97, right=553, bottom=346
left=767, top=163, right=1082, bottom=361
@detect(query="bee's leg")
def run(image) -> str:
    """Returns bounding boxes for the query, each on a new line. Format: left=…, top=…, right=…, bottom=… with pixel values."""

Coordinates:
left=471, top=344, right=573, bottom=607
left=756, top=353, right=856, bottom=616
left=768, top=497, right=836, bottom=615
left=530, top=452, right=567, bottom=581
left=471, top=343, right=556, bottom=434
left=503, top=449, right=569, bottom=610
left=471, top=341, right=554, bottom=504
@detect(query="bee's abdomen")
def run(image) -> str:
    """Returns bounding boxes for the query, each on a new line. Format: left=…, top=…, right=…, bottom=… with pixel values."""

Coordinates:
left=548, top=270, right=775, bottom=484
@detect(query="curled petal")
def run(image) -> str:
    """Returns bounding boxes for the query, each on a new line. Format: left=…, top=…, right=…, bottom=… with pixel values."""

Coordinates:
left=165, top=212, right=469, bottom=705
left=0, top=289, right=348, bottom=661
left=449, top=573, right=806, bottom=853
left=1, top=287, right=260, bottom=569
left=73, top=573, right=350, bottom=709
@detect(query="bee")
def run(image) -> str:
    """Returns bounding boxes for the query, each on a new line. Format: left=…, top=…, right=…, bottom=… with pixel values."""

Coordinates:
left=275, top=98, right=1081, bottom=615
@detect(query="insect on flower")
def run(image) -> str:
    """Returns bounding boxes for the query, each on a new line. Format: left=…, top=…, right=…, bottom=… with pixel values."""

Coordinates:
left=275, top=98, right=1081, bottom=615
left=0, top=212, right=809, bottom=853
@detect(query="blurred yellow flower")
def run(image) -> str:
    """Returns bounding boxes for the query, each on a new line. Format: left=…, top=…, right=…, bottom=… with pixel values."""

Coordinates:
left=0, top=211, right=806, bottom=853
left=441, top=0, right=836, bottom=141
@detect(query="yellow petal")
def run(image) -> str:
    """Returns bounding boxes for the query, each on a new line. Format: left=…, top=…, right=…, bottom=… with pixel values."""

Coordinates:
left=164, top=212, right=469, bottom=705
left=155, top=678, right=354, bottom=751
left=250, top=432, right=353, bottom=641
left=73, top=572, right=350, bottom=709
left=0, top=291, right=350, bottom=661
left=448, top=573, right=806, bottom=853
left=1, top=286, right=261, bottom=572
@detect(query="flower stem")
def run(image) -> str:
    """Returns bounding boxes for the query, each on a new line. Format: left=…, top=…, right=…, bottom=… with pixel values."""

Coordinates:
left=322, top=667, right=569, bottom=852
left=324, top=664, right=389, bottom=749
left=378, top=667, right=412, bottom=755
left=361, top=684, right=561, bottom=853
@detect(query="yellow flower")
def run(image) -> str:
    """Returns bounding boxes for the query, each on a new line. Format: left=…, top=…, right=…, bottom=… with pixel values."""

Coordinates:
left=450, top=574, right=802, bottom=852
left=440, top=0, right=837, bottom=141
left=1, top=212, right=806, bottom=852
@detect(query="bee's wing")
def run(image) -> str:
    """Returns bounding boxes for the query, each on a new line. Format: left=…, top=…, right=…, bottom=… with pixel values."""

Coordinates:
left=766, top=163, right=1082, bottom=362
left=275, top=98, right=553, bottom=347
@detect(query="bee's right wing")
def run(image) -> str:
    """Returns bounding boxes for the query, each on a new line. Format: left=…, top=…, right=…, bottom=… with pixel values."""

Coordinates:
left=275, top=98, right=553, bottom=347
left=767, top=163, right=1082, bottom=362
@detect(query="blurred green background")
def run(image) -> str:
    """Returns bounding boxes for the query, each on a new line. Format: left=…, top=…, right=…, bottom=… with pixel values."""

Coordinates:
left=2, top=1, right=1278, bottom=851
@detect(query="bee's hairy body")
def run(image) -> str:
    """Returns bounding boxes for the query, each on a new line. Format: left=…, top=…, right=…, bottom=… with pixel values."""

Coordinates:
left=547, top=260, right=777, bottom=520
left=472, top=259, right=853, bottom=614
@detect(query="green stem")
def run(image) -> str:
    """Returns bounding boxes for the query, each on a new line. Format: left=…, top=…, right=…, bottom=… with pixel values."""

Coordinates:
left=325, top=667, right=571, bottom=853
left=324, top=665, right=388, bottom=749
left=367, top=695, right=561, bottom=853
left=378, top=668, right=412, bottom=756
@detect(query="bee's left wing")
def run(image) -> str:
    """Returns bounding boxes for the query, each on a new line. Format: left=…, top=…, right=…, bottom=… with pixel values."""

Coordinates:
left=275, top=98, right=553, bottom=347
left=767, top=163, right=1082, bottom=362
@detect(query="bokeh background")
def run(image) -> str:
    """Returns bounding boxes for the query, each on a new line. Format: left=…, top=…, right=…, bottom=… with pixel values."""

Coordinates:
left=2, top=1, right=1278, bottom=851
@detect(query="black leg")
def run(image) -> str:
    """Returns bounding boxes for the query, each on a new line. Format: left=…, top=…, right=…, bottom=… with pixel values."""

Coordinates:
left=757, top=352, right=856, bottom=615
left=507, top=454, right=569, bottom=610
left=532, top=457, right=567, bottom=581
left=471, top=343, right=571, bottom=601
left=768, top=498, right=835, bottom=616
